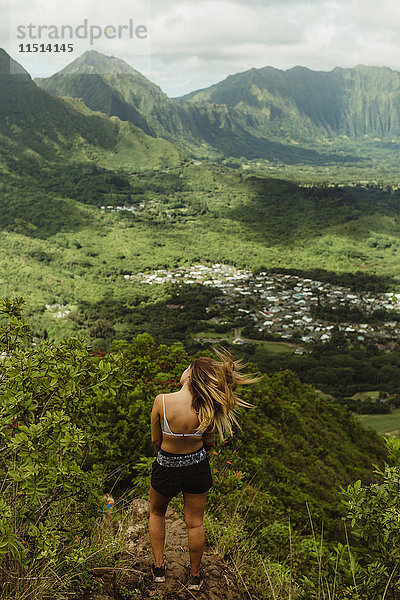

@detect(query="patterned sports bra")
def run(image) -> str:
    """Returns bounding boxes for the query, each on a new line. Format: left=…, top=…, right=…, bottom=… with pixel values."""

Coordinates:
left=161, top=394, right=204, bottom=437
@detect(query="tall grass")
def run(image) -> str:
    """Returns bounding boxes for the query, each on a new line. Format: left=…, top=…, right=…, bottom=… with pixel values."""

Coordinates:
left=203, top=479, right=296, bottom=600
left=0, top=493, right=129, bottom=600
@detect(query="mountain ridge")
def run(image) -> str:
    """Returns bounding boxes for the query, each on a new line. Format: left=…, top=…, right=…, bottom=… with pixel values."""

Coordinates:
left=31, top=50, right=400, bottom=164
left=181, top=62, right=400, bottom=138
left=0, top=48, right=32, bottom=81
left=0, top=48, right=184, bottom=170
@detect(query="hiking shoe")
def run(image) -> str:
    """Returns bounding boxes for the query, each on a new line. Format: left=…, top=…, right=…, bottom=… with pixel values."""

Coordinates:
left=151, top=556, right=166, bottom=582
left=186, top=565, right=204, bottom=591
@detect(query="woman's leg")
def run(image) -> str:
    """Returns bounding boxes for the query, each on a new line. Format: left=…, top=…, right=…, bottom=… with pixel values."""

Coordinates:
left=149, top=485, right=171, bottom=566
left=183, top=491, right=208, bottom=576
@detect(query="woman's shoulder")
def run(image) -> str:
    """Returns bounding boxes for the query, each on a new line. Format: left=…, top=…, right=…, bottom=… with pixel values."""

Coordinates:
left=154, top=391, right=191, bottom=405
left=163, top=390, right=192, bottom=401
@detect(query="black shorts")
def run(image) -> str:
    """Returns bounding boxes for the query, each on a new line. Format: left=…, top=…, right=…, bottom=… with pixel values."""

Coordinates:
left=151, top=448, right=213, bottom=498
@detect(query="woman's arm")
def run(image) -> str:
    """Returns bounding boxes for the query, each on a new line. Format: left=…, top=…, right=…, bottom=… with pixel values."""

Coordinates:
left=151, top=395, right=163, bottom=453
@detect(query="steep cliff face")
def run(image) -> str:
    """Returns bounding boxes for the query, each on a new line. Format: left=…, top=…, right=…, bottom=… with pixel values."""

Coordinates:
left=183, top=64, right=400, bottom=140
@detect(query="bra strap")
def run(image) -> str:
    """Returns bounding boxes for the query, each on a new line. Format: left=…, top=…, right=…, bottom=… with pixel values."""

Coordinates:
left=162, top=394, right=167, bottom=431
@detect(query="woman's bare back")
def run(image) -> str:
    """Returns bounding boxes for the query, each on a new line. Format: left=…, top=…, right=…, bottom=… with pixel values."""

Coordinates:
left=160, top=391, right=205, bottom=454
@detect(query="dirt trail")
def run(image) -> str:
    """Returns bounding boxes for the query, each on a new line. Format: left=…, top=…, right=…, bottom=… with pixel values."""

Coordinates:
left=86, top=498, right=245, bottom=600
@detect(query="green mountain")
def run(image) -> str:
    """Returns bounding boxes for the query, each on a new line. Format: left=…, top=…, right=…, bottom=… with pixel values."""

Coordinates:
left=34, top=52, right=400, bottom=165
left=0, top=48, right=183, bottom=170
left=35, top=50, right=338, bottom=164
left=0, top=48, right=184, bottom=238
left=183, top=64, right=400, bottom=140
left=34, top=51, right=248, bottom=158
left=34, top=50, right=160, bottom=136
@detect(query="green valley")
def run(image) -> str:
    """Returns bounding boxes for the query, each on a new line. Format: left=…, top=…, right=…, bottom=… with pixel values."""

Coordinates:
left=3, top=45, right=400, bottom=600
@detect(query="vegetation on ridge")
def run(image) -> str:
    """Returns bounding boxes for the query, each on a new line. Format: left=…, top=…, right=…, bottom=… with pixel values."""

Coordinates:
left=0, top=297, right=390, bottom=599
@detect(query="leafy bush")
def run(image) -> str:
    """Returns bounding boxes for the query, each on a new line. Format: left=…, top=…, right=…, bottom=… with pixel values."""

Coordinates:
left=0, top=297, right=130, bottom=599
left=339, top=436, right=400, bottom=598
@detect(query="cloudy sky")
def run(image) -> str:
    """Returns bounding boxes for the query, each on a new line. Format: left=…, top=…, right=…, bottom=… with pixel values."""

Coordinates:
left=2, top=0, right=400, bottom=96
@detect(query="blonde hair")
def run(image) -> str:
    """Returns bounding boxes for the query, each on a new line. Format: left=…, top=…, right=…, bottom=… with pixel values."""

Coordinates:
left=189, top=345, right=262, bottom=440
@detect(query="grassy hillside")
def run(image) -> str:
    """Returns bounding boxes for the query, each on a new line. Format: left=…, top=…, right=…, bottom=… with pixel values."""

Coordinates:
left=357, top=409, right=400, bottom=435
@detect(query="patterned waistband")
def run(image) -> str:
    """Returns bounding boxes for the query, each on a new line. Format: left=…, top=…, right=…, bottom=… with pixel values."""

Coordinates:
left=156, top=447, right=207, bottom=467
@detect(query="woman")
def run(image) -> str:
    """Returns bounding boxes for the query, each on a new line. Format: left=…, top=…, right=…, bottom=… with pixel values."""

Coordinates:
left=149, top=346, right=260, bottom=591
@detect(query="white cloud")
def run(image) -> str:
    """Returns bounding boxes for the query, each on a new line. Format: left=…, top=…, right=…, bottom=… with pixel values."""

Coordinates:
left=1, top=0, right=400, bottom=95
left=2, top=0, right=151, bottom=76
left=147, top=0, right=400, bottom=94
left=150, top=0, right=303, bottom=50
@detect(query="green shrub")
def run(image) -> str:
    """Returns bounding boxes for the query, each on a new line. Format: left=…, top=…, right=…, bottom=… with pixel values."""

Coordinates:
left=338, top=436, right=400, bottom=598
left=0, top=297, right=131, bottom=599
